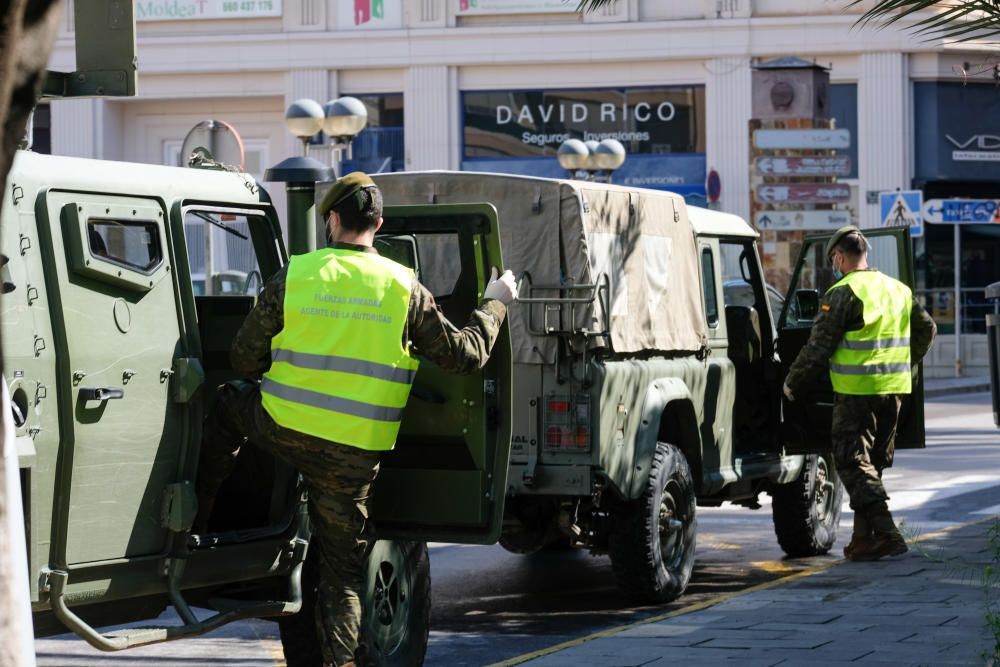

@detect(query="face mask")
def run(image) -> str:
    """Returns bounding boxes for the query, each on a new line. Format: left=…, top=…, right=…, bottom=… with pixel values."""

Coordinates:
left=831, top=255, right=843, bottom=280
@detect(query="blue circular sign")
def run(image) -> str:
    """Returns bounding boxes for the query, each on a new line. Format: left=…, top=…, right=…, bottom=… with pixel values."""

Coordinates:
left=706, top=169, right=721, bottom=203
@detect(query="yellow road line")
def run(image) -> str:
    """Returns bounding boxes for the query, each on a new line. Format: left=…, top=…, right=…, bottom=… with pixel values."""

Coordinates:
left=485, top=514, right=998, bottom=667
left=749, top=560, right=797, bottom=574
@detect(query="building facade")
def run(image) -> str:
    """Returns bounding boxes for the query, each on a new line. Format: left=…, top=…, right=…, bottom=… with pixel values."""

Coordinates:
left=45, top=0, right=1000, bottom=375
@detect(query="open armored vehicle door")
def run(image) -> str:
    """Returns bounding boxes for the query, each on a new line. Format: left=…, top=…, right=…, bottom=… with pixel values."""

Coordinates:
left=369, top=203, right=513, bottom=544
left=777, top=227, right=925, bottom=453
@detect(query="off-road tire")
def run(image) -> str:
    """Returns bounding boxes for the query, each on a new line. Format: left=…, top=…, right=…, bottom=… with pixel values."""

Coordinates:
left=278, top=539, right=431, bottom=667
left=609, top=442, right=697, bottom=604
left=771, top=453, right=843, bottom=557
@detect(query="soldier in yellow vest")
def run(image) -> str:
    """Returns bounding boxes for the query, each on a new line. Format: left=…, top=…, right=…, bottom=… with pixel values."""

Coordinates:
left=195, top=172, right=518, bottom=667
left=783, top=226, right=936, bottom=562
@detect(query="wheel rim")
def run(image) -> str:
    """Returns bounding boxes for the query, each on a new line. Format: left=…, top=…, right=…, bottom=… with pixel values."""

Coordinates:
left=658, top=479, right=689, bottom=568
left=813, top=457, right=836, bottom=523
left=365, top=541, right=411, bottom=658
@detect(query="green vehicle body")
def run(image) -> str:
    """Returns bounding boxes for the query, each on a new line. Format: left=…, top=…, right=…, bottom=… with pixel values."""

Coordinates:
left=3, top=151, right=512, bottom=653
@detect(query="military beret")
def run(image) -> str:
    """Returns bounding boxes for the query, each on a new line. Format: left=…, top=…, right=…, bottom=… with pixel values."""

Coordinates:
left=824, top=224, right=863, bottom=259
left=319, top=171, right=376, bottom=217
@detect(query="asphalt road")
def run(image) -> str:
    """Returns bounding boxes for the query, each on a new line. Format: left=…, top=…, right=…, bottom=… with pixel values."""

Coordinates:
left=34, top=392, right=1000, bottom=666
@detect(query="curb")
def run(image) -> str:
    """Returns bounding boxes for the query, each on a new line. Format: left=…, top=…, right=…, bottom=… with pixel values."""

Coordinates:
left=924, top=382, right=991, bottom=398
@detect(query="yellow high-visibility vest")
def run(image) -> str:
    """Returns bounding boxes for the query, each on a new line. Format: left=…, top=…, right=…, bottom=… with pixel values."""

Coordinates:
left=261, top=248, right=418, bottom=450
left=828, top=270, right=912, bottom=395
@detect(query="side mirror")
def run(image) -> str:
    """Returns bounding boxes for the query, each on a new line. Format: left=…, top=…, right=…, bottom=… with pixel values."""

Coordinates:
left=793, top=289, right=820, bottom=322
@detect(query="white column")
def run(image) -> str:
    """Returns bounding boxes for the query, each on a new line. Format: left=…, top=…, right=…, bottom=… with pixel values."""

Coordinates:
left=405, top=66, right=454, bottom=171
left=858, top=52, right=910, bottom=229
left=705, top=56, right=752, bottom=222
left=284, top=68, right=329, bottom=159
left=51, top=98, right=103, bottom=159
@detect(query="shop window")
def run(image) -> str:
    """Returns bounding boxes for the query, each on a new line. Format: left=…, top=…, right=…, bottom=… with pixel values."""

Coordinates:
left=340, top=93, right=405, bottom=173
left=829, top=84, right=857, bottom=179
left=31, top=103, right=50, bottom=154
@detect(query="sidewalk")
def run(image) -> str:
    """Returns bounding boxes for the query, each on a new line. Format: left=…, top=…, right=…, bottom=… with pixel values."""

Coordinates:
left=516, top=519, right=999, bottom=666
left=925, top=375, right=992, bottom=398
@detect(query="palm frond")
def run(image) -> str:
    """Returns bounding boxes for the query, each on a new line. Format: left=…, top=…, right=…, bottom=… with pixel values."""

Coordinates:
left=848, top=0, right=1000, bottom=41
left=576, top=0, right=616, bottom=12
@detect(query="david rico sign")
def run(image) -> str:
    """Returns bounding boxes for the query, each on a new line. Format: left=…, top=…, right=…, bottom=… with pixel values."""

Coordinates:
left=136, top=0, right=282, bottom=20
left=463, top=87, right=705, bottom=158
left=496, top=100, right=678, bottom=146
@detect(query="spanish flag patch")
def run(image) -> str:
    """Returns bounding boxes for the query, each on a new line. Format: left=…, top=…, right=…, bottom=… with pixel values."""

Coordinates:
left=821, top=304, right=831, bottom=311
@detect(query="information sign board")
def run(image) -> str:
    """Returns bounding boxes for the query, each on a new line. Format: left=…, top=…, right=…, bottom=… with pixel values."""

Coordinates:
left=754, top=210, right=852, bottom=230
left=755, top=183, right=851, bottom=204
left=753, top=129, right=851, bottom=150
left=922, top=198, right=1000, bottom=224
left=755, top=156, right=851, bottom=177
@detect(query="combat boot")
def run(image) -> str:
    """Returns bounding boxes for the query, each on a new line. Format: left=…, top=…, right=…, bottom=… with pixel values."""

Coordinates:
left=843, top=508, right=872, bottom=559
left=850, top=506, right=907, bottom=561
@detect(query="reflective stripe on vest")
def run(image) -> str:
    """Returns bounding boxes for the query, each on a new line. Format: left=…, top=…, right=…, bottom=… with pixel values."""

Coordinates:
left=828, top=270, right=912, bottom=396
left=261, top=248, right=418, bottom=450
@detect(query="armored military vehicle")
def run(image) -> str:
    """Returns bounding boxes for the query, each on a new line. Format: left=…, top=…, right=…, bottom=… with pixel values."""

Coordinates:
left=5, top=150, right=513, bottom=665
left=375, top=171, right=926, bottom=603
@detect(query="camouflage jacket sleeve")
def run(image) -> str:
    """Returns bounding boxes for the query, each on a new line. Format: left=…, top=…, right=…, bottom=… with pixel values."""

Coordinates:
left=784, top=284, right=862, bottom=394
left=909, top=296, right=937, bottom=364
left=406, top=279, right=507, bottom=375
left=230, top=265, right=288, bottom=379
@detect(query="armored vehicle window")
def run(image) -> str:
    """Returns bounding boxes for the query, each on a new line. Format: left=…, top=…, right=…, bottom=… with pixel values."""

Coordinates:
left=87, top=219, right=162, bottom=273
left=412, top=233, right=461, bottom=301
left=701, top=247, right=719, bottom=327
left=183, top=211, right=263, bottom=296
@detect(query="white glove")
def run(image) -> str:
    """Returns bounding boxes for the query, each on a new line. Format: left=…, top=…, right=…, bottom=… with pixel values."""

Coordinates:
left=484, top=267, right=518, bottom=305
left=783, top=382, right=794, bottom=402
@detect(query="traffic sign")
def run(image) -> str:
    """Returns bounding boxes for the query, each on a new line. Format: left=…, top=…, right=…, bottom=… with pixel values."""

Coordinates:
left=755, top=183, right=851, bottom=204
left=753, top=129, right=851, bottom=150
left=706, top=169, right=721, bottom=203
left=754, top=210, right=852, bottom=231
left=922, top=198, right=1000, bottom=224
left=755, top=156, right=852, bottom=177
left=879, top=190, right=923, bottom=238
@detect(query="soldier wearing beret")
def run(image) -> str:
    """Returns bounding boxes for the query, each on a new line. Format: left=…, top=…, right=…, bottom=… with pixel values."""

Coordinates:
left=195, top=172, right=518, bottom=666
left=783, top=225, right=936, bottom=562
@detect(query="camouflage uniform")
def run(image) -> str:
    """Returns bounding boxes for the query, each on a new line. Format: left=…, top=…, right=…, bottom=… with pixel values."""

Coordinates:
left=196, top=241, right=506, bottom=667
left=784, top=269, right=936, bottom=512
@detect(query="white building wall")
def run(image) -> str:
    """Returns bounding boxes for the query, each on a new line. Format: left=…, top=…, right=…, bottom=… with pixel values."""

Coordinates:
left=705, top=56, right=752, bottom=221
left=857, top=52, right=911, bottom=229
left=405, top=66, right=454, bottom=171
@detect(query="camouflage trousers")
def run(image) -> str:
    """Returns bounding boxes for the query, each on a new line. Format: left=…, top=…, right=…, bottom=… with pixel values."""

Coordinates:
left=831, top=393, right=902, bottom=512
left=196, top=381, right=382, bottom=667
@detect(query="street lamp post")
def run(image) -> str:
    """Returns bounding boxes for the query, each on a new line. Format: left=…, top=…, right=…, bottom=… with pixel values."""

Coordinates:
left=266, top=96, right=368, bottom=256
left=557, top=138, right=626, bottom=182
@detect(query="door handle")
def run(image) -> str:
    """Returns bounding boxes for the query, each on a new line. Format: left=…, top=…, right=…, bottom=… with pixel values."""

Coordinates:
left=79, top=387, right=125, bottom=401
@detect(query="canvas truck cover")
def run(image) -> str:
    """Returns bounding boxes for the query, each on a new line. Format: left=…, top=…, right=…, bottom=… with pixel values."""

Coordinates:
left=374, top=172, right=708, bottom=364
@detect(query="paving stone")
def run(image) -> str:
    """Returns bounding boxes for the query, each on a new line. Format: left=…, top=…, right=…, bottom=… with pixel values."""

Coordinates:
left=746, top=622, right=875, bottom=634
left=696, top=636, right=833, bottom=650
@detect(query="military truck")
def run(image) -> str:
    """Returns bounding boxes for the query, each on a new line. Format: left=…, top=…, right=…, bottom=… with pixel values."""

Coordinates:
left=375, top=171, right=926, bottom=603
left=4, top=150, right=514, bottom=665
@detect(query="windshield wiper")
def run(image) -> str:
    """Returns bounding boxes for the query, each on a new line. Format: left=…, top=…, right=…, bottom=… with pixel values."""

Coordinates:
left=193, top=211, right=248, bottom=240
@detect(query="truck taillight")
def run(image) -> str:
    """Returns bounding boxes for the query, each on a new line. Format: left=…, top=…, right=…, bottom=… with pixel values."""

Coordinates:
left=543, top=395, right=591, bottom=451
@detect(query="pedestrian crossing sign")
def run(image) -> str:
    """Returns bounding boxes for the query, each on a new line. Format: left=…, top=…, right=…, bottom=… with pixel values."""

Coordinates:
left=879, top=190, right=923, bottom=238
